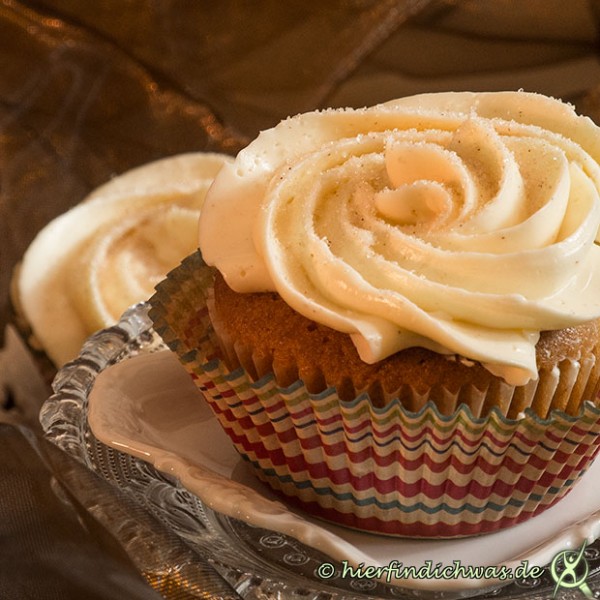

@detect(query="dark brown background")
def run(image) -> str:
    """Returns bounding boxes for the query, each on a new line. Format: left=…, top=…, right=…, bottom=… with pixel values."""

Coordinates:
left=2, top=0, right=600, bottom=342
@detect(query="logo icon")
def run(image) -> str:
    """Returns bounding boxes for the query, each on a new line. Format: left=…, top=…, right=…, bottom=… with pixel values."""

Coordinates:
left=550, top=542, right=594, bottom=598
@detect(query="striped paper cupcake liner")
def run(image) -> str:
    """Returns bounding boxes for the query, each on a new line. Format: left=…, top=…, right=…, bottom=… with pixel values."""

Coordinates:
left=149, top=251, right=600, bottom=538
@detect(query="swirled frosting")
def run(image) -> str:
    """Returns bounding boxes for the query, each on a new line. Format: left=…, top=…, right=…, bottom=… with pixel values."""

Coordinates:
left=199, top=92, right=600, bottom=385
left=19, top=153, right=233, bottom=366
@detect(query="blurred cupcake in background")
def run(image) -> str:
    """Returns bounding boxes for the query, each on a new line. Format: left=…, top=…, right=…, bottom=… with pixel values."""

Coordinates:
left=13, top=152, right=233, bottom=372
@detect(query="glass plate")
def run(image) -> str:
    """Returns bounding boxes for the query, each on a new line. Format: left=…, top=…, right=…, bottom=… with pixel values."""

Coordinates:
left=40, top=303, right=600, bottom=600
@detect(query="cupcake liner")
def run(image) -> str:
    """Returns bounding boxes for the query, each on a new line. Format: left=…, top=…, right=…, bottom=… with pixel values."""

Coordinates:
left=149, top=251, right=600, bottom=538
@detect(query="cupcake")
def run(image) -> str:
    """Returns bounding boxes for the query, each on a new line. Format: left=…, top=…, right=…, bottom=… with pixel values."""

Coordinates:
left=150, top=91, right=600, bottom=538
left=13, top=152, right=232, bottom=372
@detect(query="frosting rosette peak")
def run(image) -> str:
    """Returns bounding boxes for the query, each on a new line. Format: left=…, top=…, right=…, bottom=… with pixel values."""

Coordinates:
left=199, top=91, right=600, bottom=385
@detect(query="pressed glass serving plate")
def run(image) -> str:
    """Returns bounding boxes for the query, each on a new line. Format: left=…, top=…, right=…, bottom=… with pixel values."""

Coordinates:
left=40, top=303, right=600, bottom=600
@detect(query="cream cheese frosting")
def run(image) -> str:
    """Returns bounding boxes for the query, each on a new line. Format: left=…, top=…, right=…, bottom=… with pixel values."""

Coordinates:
left=19, top=152, right=233, bottom=366
left=199, top=92, right=600, bottom=385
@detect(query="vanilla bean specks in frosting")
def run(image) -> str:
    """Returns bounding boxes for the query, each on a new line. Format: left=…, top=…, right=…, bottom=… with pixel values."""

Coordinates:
left=199, top=92, right=600, bottom=386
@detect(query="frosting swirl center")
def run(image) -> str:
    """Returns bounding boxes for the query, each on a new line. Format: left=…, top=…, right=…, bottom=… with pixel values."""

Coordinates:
left=199, top=92, right=600, bottom=385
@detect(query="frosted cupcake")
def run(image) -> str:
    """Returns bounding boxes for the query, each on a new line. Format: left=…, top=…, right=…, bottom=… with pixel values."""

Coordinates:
left=13, top=152, right=232, bottom=370
left=150, top=91, right=600, bottom=537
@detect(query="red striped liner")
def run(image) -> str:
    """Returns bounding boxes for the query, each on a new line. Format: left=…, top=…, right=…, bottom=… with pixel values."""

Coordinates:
left=149, top=252, right=600, bottom=538
left=214, top=417, right=596, bottom=495
left=274, top=492, right=568, bottom=538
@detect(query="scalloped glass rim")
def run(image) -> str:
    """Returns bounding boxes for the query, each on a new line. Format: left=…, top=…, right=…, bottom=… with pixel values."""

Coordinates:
left=39, top=302, right=600, bottom=600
